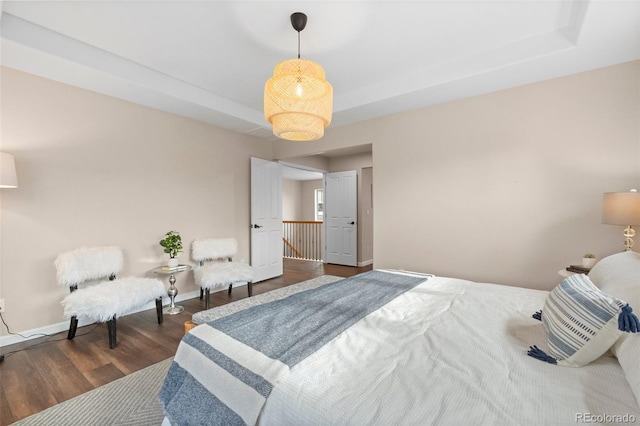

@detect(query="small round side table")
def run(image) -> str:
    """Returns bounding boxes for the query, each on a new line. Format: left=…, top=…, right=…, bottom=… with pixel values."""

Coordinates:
left=152, top=265, right=192, bottom=315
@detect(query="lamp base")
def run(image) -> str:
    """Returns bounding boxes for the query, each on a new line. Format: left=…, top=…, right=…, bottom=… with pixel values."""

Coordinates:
left=623, top=225, right=635, bottom=251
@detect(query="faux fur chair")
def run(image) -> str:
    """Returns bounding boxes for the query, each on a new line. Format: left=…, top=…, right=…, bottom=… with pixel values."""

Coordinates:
left=55, top=246, right=166, bottom=349
left=191, top=238, right=254, bottom=309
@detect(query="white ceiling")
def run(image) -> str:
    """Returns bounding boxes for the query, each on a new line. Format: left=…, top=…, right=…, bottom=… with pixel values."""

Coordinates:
left=1, top=1, right=639, bottom=142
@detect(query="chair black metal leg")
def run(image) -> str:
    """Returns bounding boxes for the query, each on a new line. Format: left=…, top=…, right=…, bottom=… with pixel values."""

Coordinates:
left=205, top=288, right=210, bottom=310
left=67, top=316, right=78, bottom=340
left=155, top=297, right=163, bottom=324
left=228, top=284, right=233, bottom=295
left=107, top=316, right=117, bottom=349
left=199, top=287, right=204, bottom=300
left=248, top=282, right=253, bottom=297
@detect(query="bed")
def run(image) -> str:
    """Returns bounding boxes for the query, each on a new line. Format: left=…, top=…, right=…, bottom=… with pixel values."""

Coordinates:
left=159, top=252, right=640, bottom=425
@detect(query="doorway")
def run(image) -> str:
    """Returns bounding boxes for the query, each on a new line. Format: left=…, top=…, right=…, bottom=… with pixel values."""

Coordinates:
left=280, top=158, right=373, bottom=268
left=251, top=147, right=373, bottom=281
left=281, top=163, right=325, bottom=263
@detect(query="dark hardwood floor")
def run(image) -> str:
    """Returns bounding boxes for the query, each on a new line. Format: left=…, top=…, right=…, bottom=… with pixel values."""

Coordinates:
left=0, top=259, right=372, bottom=425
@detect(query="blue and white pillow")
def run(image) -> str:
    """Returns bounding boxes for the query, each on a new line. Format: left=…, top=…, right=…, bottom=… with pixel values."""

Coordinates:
left=528, top=274, right=639, bottom=367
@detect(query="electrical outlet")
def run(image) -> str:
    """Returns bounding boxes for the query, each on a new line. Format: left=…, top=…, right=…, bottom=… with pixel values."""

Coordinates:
left=0, top=299, right=4, bottom=313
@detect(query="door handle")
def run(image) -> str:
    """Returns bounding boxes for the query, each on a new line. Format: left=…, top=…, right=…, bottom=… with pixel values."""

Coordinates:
left=251, top=224, right=263, bottom=229
left=349, top=221, right=355, bottom=225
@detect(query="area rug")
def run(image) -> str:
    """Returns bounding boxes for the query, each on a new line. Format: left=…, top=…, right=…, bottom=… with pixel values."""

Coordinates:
left=12, top=275, right=344, bottom=426
left=12, top=358, right=172, bottom=426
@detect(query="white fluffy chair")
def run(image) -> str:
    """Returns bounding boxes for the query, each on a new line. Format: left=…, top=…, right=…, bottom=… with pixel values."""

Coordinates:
left=55, top=246, right=166, bottom=349
left=191, top=238, right=254, bottom=309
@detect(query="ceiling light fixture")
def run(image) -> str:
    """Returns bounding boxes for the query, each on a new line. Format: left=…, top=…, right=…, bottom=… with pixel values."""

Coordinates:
left=264, top=12, right=333, bottom=141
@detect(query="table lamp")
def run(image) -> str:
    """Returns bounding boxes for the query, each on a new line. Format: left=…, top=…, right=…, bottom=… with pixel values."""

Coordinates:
left=602, top=189, right=640, bottom=251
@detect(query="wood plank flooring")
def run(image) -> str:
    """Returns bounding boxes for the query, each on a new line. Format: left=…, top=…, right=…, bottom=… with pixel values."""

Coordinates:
left=0, top=259, right=372, bottom=425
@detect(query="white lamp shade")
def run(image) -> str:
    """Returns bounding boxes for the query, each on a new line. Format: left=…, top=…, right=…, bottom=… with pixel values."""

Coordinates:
left=0, top=152, right=18, bottom=188
left=602, top=191, right=640, bottom=226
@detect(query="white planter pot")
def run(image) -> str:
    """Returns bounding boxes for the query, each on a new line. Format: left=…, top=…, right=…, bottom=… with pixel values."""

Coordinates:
left=582, top=257, right=597, bottom=268
left=167, top=257, right=179, bottom=268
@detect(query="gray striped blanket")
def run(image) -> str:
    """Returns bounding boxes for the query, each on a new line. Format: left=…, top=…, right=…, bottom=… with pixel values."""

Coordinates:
left=159, top=270, right=430, bottom=425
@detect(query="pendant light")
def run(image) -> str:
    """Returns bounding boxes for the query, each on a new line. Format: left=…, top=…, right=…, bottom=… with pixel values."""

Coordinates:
left=264, top=12, right=333, bottom=141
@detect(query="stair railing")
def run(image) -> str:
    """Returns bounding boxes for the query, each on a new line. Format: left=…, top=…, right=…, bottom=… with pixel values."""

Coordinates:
left=282, top=220, right=323, bottom=261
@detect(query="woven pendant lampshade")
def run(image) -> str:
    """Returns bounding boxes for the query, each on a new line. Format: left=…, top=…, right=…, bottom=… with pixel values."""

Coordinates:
left=264, top=13, right=333, bottom=141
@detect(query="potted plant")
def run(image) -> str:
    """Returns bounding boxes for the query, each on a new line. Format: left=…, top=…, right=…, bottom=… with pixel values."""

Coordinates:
left=582, top=253, right=597, bottom=268
left=159, top=230, right=183, bottom=268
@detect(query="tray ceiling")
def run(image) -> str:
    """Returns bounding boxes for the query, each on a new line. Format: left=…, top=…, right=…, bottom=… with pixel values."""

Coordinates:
left=1, top=1, right=638, bottom=142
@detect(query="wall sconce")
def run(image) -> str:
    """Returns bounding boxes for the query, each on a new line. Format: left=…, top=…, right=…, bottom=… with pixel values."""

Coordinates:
left=0, top=152, right=18, bottom=188
left=602, top=189, right=640, bottom=251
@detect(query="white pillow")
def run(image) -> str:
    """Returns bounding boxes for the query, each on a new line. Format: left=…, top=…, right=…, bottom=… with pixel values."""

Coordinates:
left=528, top=274, right=638, bottom=367
left=612, top=330, right=640, bottom=408
left=587, top=251, right=640, bottom=407
left=588, top=251, right=640, bottom=291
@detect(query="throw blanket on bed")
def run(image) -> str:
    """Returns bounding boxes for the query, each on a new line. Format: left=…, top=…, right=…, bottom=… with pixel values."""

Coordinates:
left=159, top=270, right=430, bottom=426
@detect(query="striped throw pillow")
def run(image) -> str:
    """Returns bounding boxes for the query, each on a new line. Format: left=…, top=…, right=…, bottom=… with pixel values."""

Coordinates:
left=528, top=274, right=639, bottom=367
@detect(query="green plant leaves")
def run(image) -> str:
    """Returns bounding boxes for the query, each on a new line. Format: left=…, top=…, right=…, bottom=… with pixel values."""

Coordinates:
left=159, top=230, right=183, bottom=257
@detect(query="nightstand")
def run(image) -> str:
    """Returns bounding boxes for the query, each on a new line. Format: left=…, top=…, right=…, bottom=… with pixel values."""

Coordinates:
left=559, top=264, right=591, bottom=278
left=558, top=269, right=576, bottom=278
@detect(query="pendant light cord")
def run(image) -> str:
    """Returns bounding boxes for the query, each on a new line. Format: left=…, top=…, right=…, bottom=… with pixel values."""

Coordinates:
left=297, top=30, right=301, bottom=59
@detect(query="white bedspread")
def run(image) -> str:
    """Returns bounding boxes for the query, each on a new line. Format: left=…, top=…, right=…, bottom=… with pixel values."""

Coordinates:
left=259, top=276, right=640, bottom=425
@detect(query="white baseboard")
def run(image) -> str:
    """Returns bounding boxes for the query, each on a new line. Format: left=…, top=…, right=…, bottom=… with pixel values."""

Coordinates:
left=0, top=290, right=201, bottom=348
left=358, top=259, right=373, bottom=267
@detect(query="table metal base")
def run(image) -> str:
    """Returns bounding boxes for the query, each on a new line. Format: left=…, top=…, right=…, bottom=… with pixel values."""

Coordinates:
left=163, top=304, right=184, bottom=315
left=152, top=264, right=192, bottom=317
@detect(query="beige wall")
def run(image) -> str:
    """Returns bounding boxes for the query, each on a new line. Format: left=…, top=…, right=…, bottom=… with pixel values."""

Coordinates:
left=2, top=60, right=639, bottom=342
left=327, top=153, right=373, bottom=173
left=301, top=180, right=323, bottom=221
left=282, top=179, right=323, bottom=222
left=360, top=167, right=374, bottom=265
left=282, top=179, right=302, bottom=221
left=282, top=155, right=329, bottom=171
left=0, top=67, right=271, bottom=340
left=275, top=60, right=640, bottom=289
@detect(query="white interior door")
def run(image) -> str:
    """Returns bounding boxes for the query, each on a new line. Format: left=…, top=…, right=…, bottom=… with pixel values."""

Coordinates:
left=324, top=170, right=357, bottom=266
left=251, top=157, right=283, bottom=282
